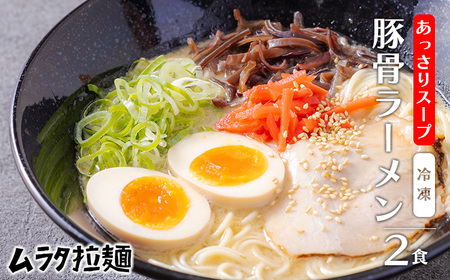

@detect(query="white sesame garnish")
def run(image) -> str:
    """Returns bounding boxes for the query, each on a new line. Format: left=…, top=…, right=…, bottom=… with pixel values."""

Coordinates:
left=335, top=217, right=342, bottom=224
left=303, top=162, right=309, bottom=170
left=370, top=236, right=379, bottom=241
left=267, top=151, right=274, bottom=157
left=325, top=215, right=332, bottom=221
left=361, top=154, right=370, bottom=160
left=272, top=178, right=279, bottom=184
left=303, top=103, right=309, bottom=109
left=275, top=188, right=281, bottom=194
left=285, top=205, right=293, bottom=213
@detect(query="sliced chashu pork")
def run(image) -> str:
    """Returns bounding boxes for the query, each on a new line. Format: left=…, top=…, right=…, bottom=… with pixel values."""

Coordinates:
left=264, top=114, right=445, bottom=257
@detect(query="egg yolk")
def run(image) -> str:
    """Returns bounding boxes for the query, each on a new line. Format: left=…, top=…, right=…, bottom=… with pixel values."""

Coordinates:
left=189, top=145, right=269, bottom=186
left=120, top=176, right=190, bottom=230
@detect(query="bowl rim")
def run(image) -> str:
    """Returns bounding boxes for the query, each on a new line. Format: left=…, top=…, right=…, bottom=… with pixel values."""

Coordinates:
left=9, top=0, right=450, bottom=279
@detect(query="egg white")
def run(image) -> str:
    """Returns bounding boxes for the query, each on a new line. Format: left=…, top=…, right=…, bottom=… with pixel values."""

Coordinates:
left=168, top=132, right=285, bottom=208
left=86, top=167, right=211, bottom=250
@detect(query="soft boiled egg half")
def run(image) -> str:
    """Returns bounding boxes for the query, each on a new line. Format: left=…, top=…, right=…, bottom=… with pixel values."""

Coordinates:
left=168, top=132, right=285, bottom=208
left=86, top=167, right=211, bottom=250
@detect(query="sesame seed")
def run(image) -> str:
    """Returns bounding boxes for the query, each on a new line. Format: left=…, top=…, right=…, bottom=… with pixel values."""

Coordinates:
left=361, top=188, right=367, bottom=193
left=285, top=205, right=293, bottom=213
left=294, top=184, right=300, bottom=190
left=325, top=215, right=332, bottom=221
left=343, top=202, right=349, bottom=209
left=289, top=200, right=296, bottom=206
left=322, top=202, right=328, bottom=210
left=348, top=195, right=356, bottom=200
left=303, top=103, right=309, bottom=109
left=275, top=188, right=281, bottom=194
left=370, top=257, right=377, bottom=262
left=297, top=229, right=305, bottom=234
left=370, top=236, right=379, bottom=241
left=327, top=256, right=333, bottom=263
left=300, top=83, right=306, bottom=89
left=330, top=178, right=337, bottom=184
left=313, top=210, right=318, bottom=216
left=335, top=217, right=342, bottom=224
left=293, top=81, right=299, bottom=88
left=320, top=224, right=326, bottom=231
left=283, top=130, right=288, bottom=138
left=334, top=57, right=339, bottom=64
left=330, top=194, right=337, bottom=199
left=361, top=154, right=370, bottom=160
left=303, top=162, right=309, bottom=170
left=303, top=126, right=309, bottom=133
left=322, top=194, right=330, bottom=199
left=306, top=206, right=313, bottom=214
left=343, top=158, right=350, bottom=165
left=286, top=144, right=291, bottom=149
left=282, top=158, right=288, bottom=164
left=367, top=184, right=374, bottom=192
left=272, top=178, right=279, bottom=184
left=288, top=189, right=295, bottom=194
left=295, top=106, right=301, bottom=111
left=355, top=148, right=363, bottom=153
left=267, top=151, right=274, bottom=157
left=358, top=64, right=364, bottom=69
left=270, top=201, right=276, bottom=206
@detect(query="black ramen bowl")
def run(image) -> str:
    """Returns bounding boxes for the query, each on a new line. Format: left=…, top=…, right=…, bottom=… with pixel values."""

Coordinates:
left=10, top=0, right=450, bottom=279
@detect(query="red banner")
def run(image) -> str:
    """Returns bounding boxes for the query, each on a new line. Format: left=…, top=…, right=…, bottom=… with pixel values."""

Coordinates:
left=413, top=15, right=435, bottom=145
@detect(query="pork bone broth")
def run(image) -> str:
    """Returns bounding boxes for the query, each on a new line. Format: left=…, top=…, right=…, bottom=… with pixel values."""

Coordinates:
left=71, top=10, right=449, bottom=280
